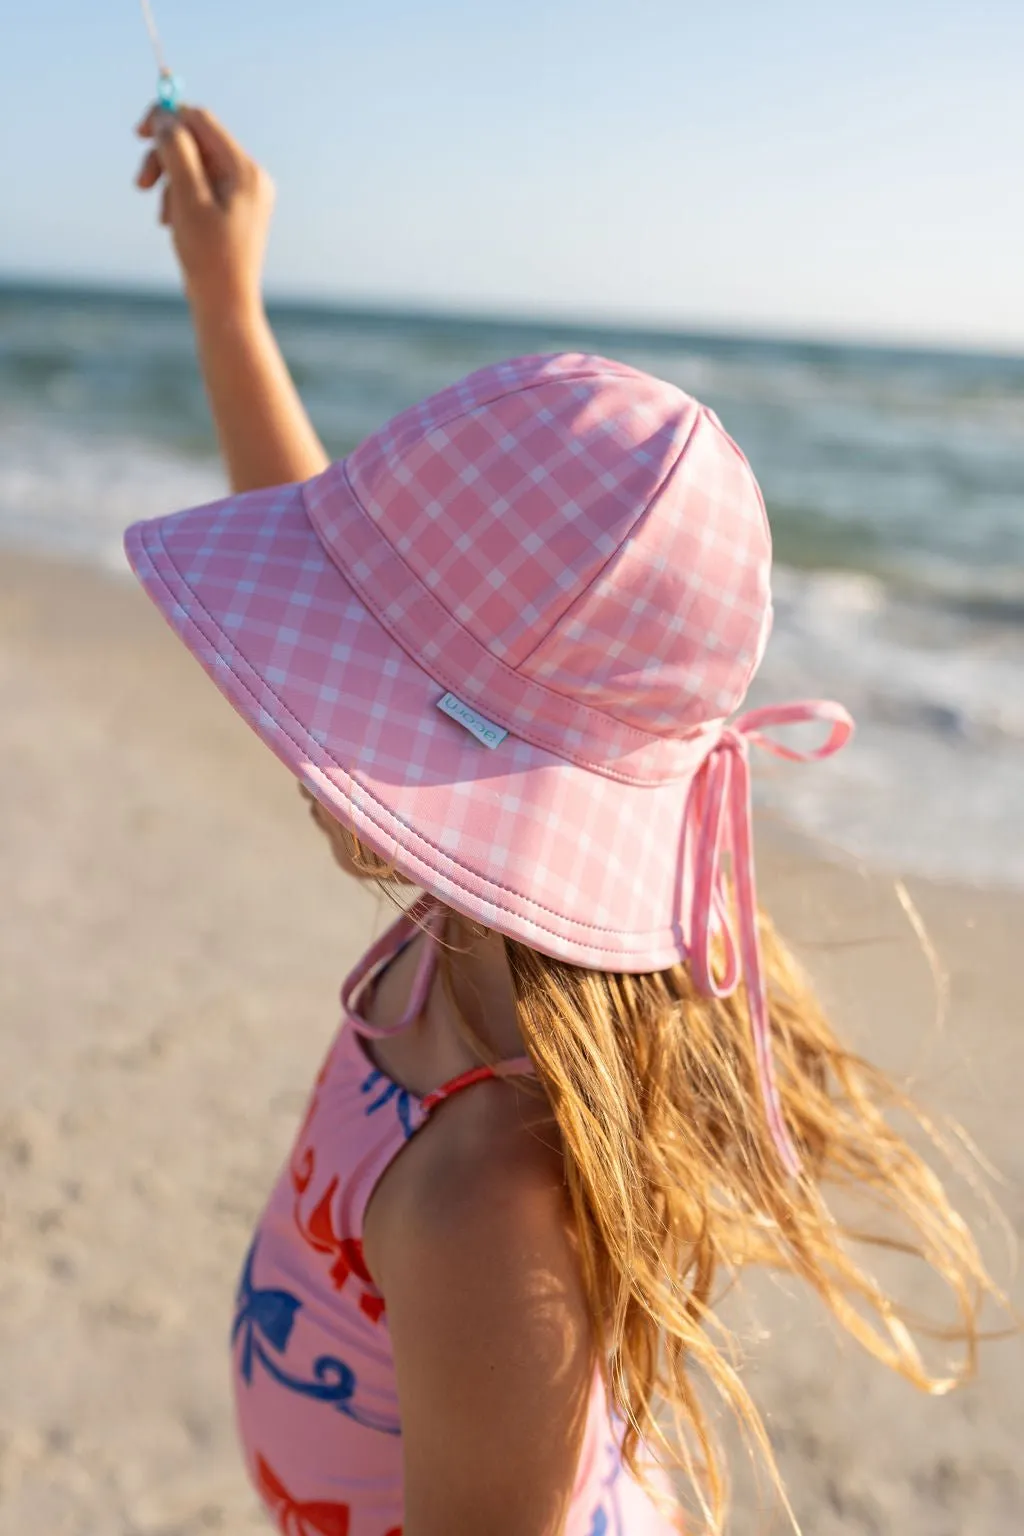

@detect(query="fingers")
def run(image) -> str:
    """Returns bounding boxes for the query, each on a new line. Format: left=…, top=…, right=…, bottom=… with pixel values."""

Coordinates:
left=135, top=103, right=161, bottom=139
left=135, top=147, right=162, bottom=190
left=175, top=106, right=248, bottom=180
left=136, top=103, right=247, bottom=174
left=153, top=113, right=215, bottom=212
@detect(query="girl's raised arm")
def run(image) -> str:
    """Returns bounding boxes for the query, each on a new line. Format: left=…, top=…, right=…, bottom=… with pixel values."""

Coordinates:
left=135, top=104, right=330, bottom=493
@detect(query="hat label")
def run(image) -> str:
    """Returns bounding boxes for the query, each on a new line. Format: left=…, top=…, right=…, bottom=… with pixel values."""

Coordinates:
left=436, top=691, right=509, bottom=750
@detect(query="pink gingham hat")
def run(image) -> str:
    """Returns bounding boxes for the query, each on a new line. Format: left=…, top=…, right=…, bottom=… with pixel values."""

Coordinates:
left=125, top=352, right=852, bottom=1172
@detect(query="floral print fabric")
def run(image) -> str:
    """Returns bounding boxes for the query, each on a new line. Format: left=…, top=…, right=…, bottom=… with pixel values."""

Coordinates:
left=231, top=911, right=682, bottom=1534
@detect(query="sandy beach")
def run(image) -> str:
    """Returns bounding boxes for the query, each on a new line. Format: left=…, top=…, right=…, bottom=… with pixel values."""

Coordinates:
left=1, top=548, right=1021, bottom=1535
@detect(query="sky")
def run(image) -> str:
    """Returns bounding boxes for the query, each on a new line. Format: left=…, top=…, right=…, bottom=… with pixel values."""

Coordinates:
left=3, top=1, right=1023, bottom=349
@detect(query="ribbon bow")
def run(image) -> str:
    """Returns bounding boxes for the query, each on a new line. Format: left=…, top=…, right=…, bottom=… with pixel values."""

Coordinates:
left=686, top=700, right=854, bottom=1177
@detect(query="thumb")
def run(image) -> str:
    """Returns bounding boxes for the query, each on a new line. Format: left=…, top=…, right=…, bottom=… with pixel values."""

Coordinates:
left=154, top=112, right=214, bottom=213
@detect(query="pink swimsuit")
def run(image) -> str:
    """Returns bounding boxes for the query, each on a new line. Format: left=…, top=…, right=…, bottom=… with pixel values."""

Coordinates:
left=232, top=898, right=682, bottom=1535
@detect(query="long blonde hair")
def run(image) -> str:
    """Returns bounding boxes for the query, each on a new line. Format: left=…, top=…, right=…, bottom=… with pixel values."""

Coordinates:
left=337, top=823, right=1006, bottom=1531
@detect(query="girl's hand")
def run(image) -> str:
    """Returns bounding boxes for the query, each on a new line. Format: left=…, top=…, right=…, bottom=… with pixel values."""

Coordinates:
left=133, top=103, right=327, bottom=493
left=135, top=104, right=275, bottom=319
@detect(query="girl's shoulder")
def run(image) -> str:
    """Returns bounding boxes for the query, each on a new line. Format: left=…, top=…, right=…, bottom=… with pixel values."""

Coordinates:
left=363, top=1070, right=571, bottom=1286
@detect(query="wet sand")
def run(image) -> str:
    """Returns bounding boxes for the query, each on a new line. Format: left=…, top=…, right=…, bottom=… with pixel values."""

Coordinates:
left=1, top=549, right=1020, bottom=1534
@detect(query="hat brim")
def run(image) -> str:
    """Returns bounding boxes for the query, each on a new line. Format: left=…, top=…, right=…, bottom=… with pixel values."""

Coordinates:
left=126, top=477, right=700, bottom=970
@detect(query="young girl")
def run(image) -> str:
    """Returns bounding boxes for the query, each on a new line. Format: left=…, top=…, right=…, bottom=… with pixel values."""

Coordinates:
left=131, top=105, right=999, bottom=1536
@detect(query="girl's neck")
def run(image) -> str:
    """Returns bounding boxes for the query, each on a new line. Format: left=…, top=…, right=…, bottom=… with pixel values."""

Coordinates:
left=438, top=909, right=526, bottom=1063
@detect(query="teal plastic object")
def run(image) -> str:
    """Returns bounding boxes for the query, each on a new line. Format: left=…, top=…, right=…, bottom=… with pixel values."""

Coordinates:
left=157, top=70, right=182, bottom=112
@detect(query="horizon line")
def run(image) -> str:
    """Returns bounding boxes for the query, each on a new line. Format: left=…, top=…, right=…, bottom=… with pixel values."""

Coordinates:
left=2, top=270, right=1022, bottom=368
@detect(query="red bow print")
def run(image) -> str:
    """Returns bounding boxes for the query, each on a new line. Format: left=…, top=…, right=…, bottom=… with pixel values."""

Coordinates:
left=292, top=1160, right=386, bottom=1323
left=256, top=1455, right=351, bottom=1536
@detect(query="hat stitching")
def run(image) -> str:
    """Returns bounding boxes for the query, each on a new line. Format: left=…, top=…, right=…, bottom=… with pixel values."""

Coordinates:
left=352, top=357, right=656, bottom=491
left=305, top=465, right=719, bottom=783
left=133, top=517, right=695, bottom=958
left=513, top=402, right=704, bottom=673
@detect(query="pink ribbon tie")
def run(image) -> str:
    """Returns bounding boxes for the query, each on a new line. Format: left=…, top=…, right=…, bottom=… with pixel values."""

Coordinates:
left=687, top=700, right=854, bottom=1177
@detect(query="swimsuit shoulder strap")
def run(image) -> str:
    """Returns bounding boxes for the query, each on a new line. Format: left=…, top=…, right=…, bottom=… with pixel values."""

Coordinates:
left=420, top=1055, right=537, bottom=1114
left=343, top=900, right=539, bottom=1094
left=342, top=895, right=443, bottom=1040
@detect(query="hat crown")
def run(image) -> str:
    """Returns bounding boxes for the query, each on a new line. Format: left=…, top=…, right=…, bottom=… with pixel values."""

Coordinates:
left=337, top=353, right=771, bottom=738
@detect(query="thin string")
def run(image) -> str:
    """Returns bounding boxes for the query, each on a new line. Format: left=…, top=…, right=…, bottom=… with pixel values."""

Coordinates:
left=140, top=0, right=168, bottom=74
left=687, top=700, right=854, bottom=1177
left=344, top=898, right=445, bottom=1040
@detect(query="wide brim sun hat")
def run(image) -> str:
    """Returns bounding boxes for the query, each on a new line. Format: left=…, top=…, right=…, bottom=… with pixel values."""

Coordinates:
left=126, top=351, right=852, bottom=1172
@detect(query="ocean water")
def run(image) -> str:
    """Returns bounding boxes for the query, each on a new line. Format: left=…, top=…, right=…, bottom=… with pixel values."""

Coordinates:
left=2, top=282, right=1022, bottom=888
